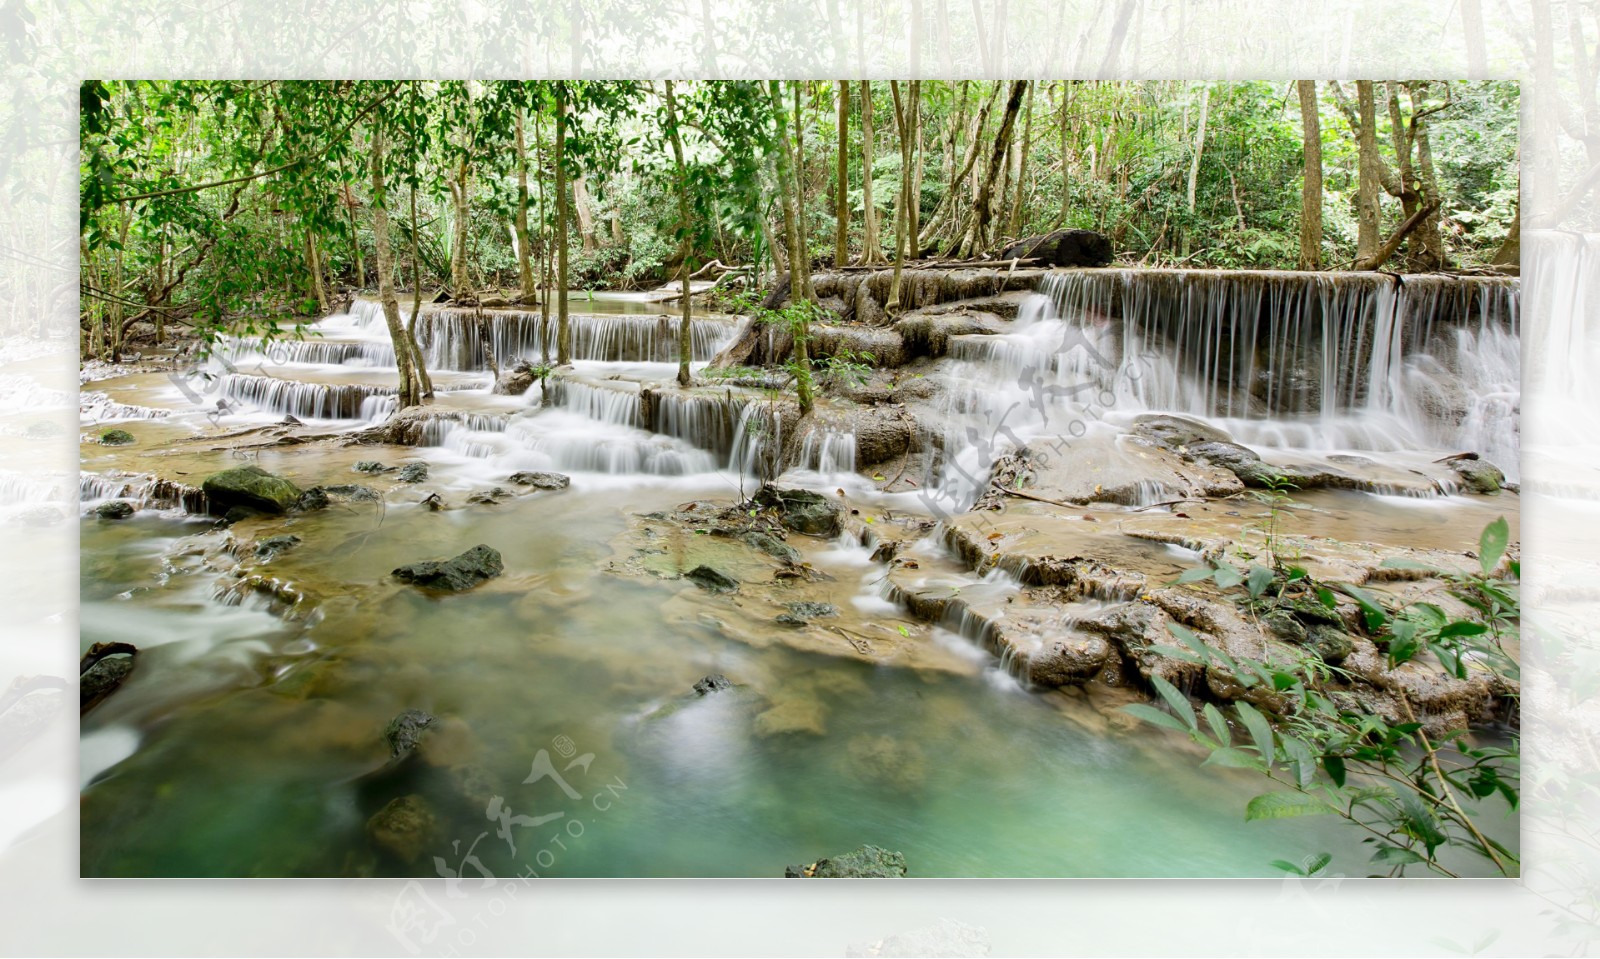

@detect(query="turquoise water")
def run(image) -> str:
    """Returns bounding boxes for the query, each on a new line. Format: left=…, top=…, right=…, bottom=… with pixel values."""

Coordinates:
left=78, top=474, right=1519, bottom=879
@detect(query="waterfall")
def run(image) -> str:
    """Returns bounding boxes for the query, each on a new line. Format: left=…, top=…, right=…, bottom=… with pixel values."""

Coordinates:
left=219, top=374, right=478, bottom=422
left=547, top=378, right=643, bottom=427
left=408, top=310, right=738, bottom=371
left=795, top=423, right=859, bottom=474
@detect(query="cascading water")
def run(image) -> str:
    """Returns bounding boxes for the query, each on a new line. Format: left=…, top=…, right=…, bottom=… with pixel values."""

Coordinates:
left=925, top=269, right=1521, bottom=507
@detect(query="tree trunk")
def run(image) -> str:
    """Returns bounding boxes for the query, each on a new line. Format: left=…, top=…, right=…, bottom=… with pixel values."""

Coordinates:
left=1297, top=80, right=1323, bottom=270
left=515, top=108, right=536, bottom=302
left=555, top=83, right=571, bottom=366
left=1186, top=85, right=1209, bottom=214
left=408, top=183, right=434, bottom=397
left=949, top=79, right=1026, bottom=258
left=792, top=83, right=815, bottom=302
left=1462, top=0, right=1487, bottom=79
left=304, top=229, right=329, bottom=314
left=1355, top=80, right=1381, bottom=264
left=1407, top=82, right=1450, bottom=270
left=663, top=81, right=695, bottom=388
left=857, top=81, right=886, bottom=265
left=449, top=156, right=471, bottom=297
left=908, top=80, right=923, bottom=252
left=369, top=123, right=424, bottom=410
left=573, top=176, right=599, bottom=252
left=834, top=80, right=850, bottom=266
left=1006, top=79, right=1034, bottom=240
left=770, top=81, right=814, bottom=416
left=886, top=80, right=910, bottom=314
left=1491, top=196, right=1520, bottom=267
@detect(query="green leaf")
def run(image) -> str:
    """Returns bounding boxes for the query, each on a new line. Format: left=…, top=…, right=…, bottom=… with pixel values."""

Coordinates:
left=1150, top=674, right=1197, bottom=731
left=1246, top=563, right=1274, bottom=598
left=1322, top=754, right=1347, bottom=788
left=1479, top=517, right=1509, bottom=576
left=1245, top=791, right=1334, bottom=821
left=1334, top=582, right=1389, bottom=631
left=1213, top=563, right=1245, bottom=589
left=1204, top=746, right=1260, bottom=768
left=1370, top=844, right=1425, bottom=866
left=1175, top=566, right=1215, bottom=585
left=1438, top=621, right=1489, bottom=639
left=1304, top=851, right=1333, bottom=876
left=1202, top=703, right=1231, bottom=745
left=1122, top=703, right=1193, bottom=734
left=1269, top=859, right=1306, bottom=876
left=1234, top=700, right=1275, bottom=762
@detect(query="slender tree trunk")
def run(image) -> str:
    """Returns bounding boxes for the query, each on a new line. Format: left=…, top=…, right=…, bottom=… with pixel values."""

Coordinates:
left=1297, top=80, right=1323, bottom=270
left=573, top=176, right=599, bottom=252
left=1407, top=82, right=1450, bottom=270
left=887, top=80, right=910, bottom=314
left=770, top=81, right=814, bottom=416
left=304, top=229, right=329, bottom=313
left=1006, top=80, right=1034, bottom=239
left=1355, top=80, right=1381, bottom=264
left=536, top=109, right=551, bottom=363
left=950, top=79, right=1027, bottom=258
left=449, top=156, right=471, bottom=296
left=369, top=123, right=424, bottom=410
left=663, top=81, right=695, bottom=387
left=1462, top=0, right=1487, bottom=79
left=792, top=83, right=815, bottom=302
left=408, top=183, right=434, bottom=396
left=515, top=108, right=536, bottom=302
left=1059, top=80, right=1072, bottom=226
left=555, top=83, right=571, bottom=365
left=857, top=81, right=886, bottom=265
left=834, top=80, right=850, bottom=266
left=908, top=80, right=923, bottom=253
left=1186, top=85, right=1209, bottom=213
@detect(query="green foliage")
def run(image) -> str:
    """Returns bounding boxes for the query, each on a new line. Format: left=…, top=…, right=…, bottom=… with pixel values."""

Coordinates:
left=1138, top=518, right=1520, bottom=877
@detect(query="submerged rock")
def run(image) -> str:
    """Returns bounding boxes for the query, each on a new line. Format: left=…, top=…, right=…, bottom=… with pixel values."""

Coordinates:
left=785, top=844, right=907, bottom=878
left=80, top=641, right=137, bottom=714
left=396, top=463, right=429, bottom=484
left=508, top=471, right=570, bottom=490
left=98, top=428, right=136, bottom=446
left=323, top=484, right=381, bottom=502
left=255, top=534, right=301, bottom=559
left=738, top=529, right=802, bottom=563
left=776, top=601, right=839, bottom=626
left=296, top=487, right=331, bottom=511
left=999, top=229, right=1114, bottom=267
left=692, top=674, right=733, bottom=696
left=753, top=485, right=842, bottom=537
left=383, top=708, right=437, bottom=760
left=685, top=565, right=739, bottom=593
left=393, top=544, right=504, bottom=592
left=467, top=487, right=512, bottom=505
left=353, top=460, right=394, bottom=474
left=366, top=794, right=437, bottom=863
left=94, top=501, right=134, bottom=520
left=201, top=465, right=303, bottom=515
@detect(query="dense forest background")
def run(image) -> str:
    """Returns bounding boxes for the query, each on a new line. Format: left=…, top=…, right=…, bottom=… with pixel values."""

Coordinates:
left=78, top=79, right=1519, bottom=360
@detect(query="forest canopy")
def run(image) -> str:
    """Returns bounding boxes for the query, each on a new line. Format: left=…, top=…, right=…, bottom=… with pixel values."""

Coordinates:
left=78, top=79, right=1519, bottom=361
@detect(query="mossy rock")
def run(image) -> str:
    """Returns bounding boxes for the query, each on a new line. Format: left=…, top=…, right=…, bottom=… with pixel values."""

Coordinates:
left=98, top=428, right=136, bottom=446
left=785, top=844, right=907, bottom=878
left=201, top=465, right=303, bottom=515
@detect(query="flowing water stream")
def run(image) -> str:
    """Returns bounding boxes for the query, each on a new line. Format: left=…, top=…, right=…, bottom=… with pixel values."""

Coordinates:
left=77, top=271, right=1520, bottom=877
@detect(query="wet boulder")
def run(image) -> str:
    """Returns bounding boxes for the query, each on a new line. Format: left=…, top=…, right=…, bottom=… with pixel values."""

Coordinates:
left=353, top=460, right=394, bottom=474
left=1027, top=635, right=1114, bottom=687
left=1450, top=457, right=1506, bottom=494
left=1133, top=414, right=1235, bottom=451
left=94, top=501, right=135, bottom=520
left=685, top=565, right=739, bottom=593
left=692, top=674, right=734, bottom=696
left=998, top=229, right=1114, bottom=268
left=366, top=794, right=438, bottom=863
left=383, top=708, right=437, bottom=760
left=392, top=544, right=504, bottom=592
left=776, top=601, right=839, bottom=626
left=492, top=363, right=536, bottom=396
left=396, top=463, right=429, bottom=484
left=466, top=487, right=512, bottom=505
left=508, top=471, right=571, bottom=490
left=80, top=641, right=137, bottom=714
left=323, top=484, right=381, bottom=502
left=753, top=485, right=842, bottom=537
left=98, top=428, right=136, bottom=446
left=785, top=844, right=907, bottom=878
left=296, top=487, right=331, bottom=511
left=201, top=465, right=304, bottom=515
left=738, top=529, right=802, bottom=563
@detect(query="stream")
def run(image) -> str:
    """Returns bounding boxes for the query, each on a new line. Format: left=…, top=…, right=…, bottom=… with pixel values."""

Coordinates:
left=77, top=270, right=1521, bottom=877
